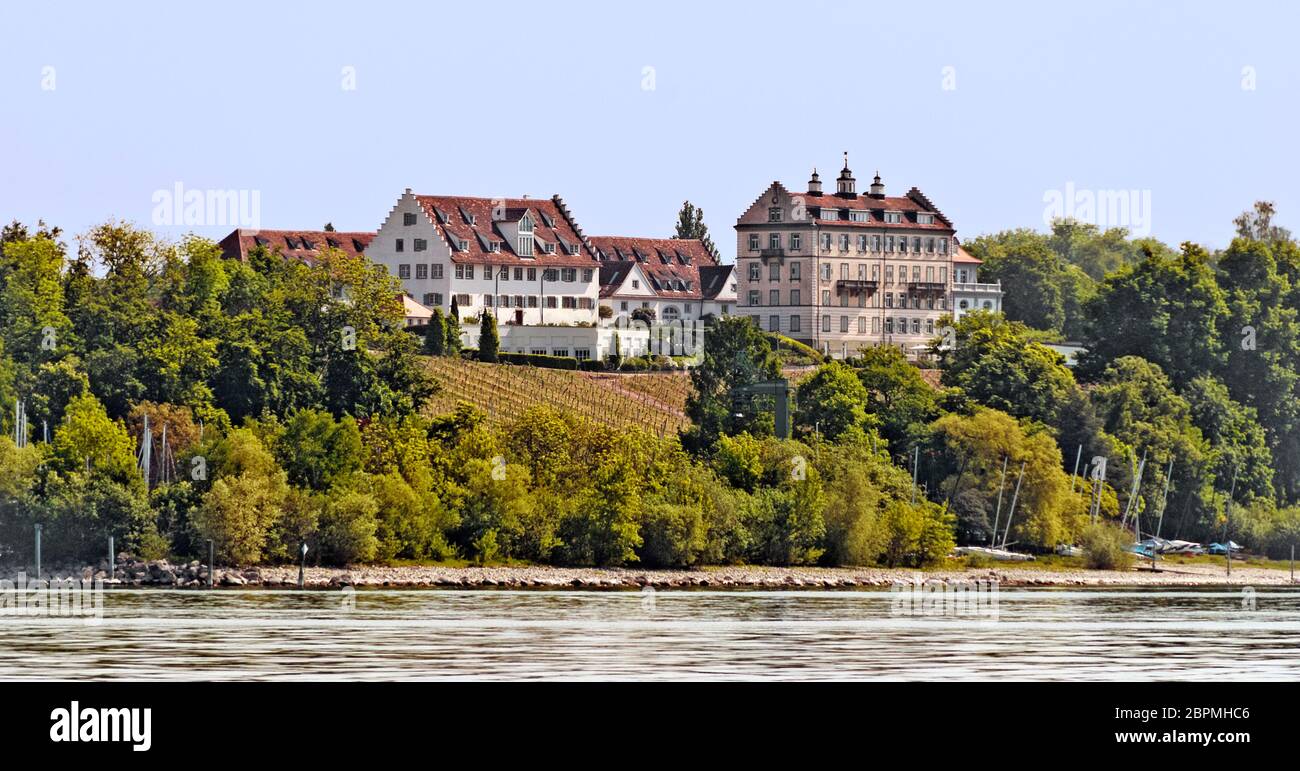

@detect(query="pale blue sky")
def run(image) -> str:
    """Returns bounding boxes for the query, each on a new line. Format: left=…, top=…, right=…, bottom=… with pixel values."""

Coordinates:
left=1, top=0, right=1295, bottom=260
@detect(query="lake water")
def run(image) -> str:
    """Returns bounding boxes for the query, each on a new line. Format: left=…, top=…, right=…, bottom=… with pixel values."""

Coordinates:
left=2, top=587, right=1299, bottom=680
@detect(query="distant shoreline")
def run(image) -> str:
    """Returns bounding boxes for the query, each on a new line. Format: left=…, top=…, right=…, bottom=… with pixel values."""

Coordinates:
left=10, top=560, right=1293, bottom=589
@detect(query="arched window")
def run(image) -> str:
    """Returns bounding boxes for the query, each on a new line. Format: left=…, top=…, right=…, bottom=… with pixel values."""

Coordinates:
left=662, top=305, right=681, bottom=321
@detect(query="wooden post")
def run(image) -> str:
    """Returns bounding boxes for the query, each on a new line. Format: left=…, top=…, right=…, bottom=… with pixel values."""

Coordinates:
left=208, top=539, right=215, bottom=589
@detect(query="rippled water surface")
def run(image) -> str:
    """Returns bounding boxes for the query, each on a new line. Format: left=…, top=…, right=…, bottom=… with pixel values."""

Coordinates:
left=2, top=587, right=1299, bottom=680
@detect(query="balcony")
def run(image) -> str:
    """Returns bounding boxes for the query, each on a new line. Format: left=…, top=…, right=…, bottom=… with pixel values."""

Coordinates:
left=759, top=248, right=786, bottom=262
left=953, top=281, right=1003, bottom=294
left=837, top=278, right=878, bottom=295
left=906, top=281, right=948, bottom=293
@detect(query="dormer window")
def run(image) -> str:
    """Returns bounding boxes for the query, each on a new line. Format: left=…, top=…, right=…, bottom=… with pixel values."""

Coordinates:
left=569, top=244, right=580, bottom=255
left=519, top=213, right=534, bottom=233
left=884, top=211, right=903, bottom=224
left=849, top=211, right=870, bottom=222
left=918, top=213, right=934, bottom=225
left=539, top=211, right=555, bottom=228
left=489, top=242, right=501, bottom=253
left=544, top=242, right=556, bottom=254
left=820, top=208, right=839, bottom=221
left=457, top=239, right=469, bottom=251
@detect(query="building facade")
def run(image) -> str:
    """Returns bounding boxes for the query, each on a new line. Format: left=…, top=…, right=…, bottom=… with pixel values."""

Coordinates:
left=951, top=245, right=1004, bottom=322
left=590, top=236, right=736, bottom=323
left=735, top=156, right=959, bottom=359
left=365, top=190, right=602, bottom=326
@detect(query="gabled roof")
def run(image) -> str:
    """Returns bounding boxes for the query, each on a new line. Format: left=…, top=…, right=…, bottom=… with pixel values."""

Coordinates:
left=698, top=264, right=736, bottom=301
left=413, top=194, right=597, bottom=267
left=954, top=245, right=983, bottom=264
left=590, top=236, right=718, bottom=300
left=736, top=178, right=955, bottom=231
left=598, top=262, right=639, bottom=298
left=219, top=228, right=374, bottom=264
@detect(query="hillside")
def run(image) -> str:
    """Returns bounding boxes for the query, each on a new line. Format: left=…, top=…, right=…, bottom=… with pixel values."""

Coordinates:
left=422, top=356, right=931, bottom=435
left=423, top=356, right=693, bottom=436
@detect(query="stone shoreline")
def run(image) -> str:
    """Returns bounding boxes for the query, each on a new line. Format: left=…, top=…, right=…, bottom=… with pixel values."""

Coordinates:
left=5, top=557, right=1294, bottom=589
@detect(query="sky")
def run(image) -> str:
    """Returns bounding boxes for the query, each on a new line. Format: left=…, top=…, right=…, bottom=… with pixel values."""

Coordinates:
left=1, top=0, right=1296, bottom=261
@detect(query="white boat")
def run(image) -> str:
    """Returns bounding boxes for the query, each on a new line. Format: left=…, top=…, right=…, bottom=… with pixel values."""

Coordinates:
left=955, top=546, right=1036, bottom=562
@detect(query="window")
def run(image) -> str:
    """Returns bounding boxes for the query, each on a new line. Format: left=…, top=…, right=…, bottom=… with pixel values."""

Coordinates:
left=858, top=317, right=867, bottom=334
left=940, top=267, right=948, bottom=283
left=822, top=315, right=831, bottom=332
left=632, top=280, right=640, bottom=289
left=467, top=265, right=475, bottom=279
left=872, top=235, right=882, bottom=252
left=527, top=296, right=538, bottom=308
left=886, top=235, right=895, bottom=252
left=790, top=289, right=801, bottom=305
left=899, top=237, right=908, bottom=254
left=455, top=264, right=465, bottom=279
left=483, top=295, right=493, bottom=307
left=885, top=318, right=894, bottom=334
left=414, top=238, right=427, bottom=252
left=926, top=237, right=935, bottom=253
left=749, top=234, right=760, bottom=251
left=515, top=295, right=524, bottom=308
left=546, top=296, right=557, bottom=309
left=398, top=264, right=411, bottom=279
left=913, top=237, right=922, bottom=253
left=769, top=315, right=780, bottom=331
left=790, top=261, right=801, bottom=280
left=432, top=264, right=443, bottom=279
left=821, top=208, right=839, bottom=221
left=885, top=265, right=894, bottom=284
left=926, top=319, right=935, bottom=335
left=791, top=233, right=802, bottom=251
left=455, top=294, right=470, bottom=306
left=926, top=266, right=935, bottom=283
left=912, top=318, right=921, bottom=334
left=820, top=263, right=832, bottom=281
left=769, top=233, right=781, bottom=250
left=873, top=317, right=880, bottom=333
left=582, top=269, right=593, bottom=282
left=403, top=212, right=416, bottom=226
left=821, top=234, right=832, bottom=251
left=939, top=239, right=949, bottom=255
left=527, top=268, right=537, bottom=281
left=530, top=348, right=547, bottom=356
left=839, top=234, right=850, bottom=251
left=885, top=293, right=894, bottom=309
left=562, top=296, right=577, bottom=309
left=840, top=316, right=849, bottom=333
left=913, top=265, right=922, bottom=282
left=620, top=301, right=628, bottom=311
left=749, top=263, right=761, bottom=281
left=918, top=213, right=934, bottom=225
left=857, top=235, right=868, bottom=252
left=552, top=348, right=569, bottom=358
left=769, top=289, right=780, bottom=305
left=560, top=268, right=575, bottom=282
left=396, top=238, right=405, bottom=253
left=748, top=290, right=760, bottom=306
left=575, top=348, right=591, bottom=361
left=790, top=315, right=801, bottom=332
left=457, top=239, right=469, bottom=251
left=769, top=207, right=782, bottom=222
left=415, top=264, right=428, bottom=280
left=821, top=290, right=830, bottom=305
left=840, top=263, right=849, bottom=280
left=849, top=210, right=870, bottom=222
left=884, top=212, right=902, bottom=224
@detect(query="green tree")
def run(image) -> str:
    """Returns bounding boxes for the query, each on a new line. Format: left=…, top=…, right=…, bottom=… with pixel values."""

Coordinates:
left=424, top=307, right=447, bottom=355
left=672, top=200, right=719, bottom=261
left=478, top=310, right=499, bottom=363
left=684, top=315, right=780, bottom=453
left=793, top=361, right=874, bottom=442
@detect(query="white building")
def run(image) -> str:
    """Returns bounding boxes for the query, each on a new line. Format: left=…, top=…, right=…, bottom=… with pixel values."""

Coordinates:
left=590, top=236, right=736, bottom=323
left=366, top=190, right=602, bottom=326
left=951, top=245, right=1004, bottom=322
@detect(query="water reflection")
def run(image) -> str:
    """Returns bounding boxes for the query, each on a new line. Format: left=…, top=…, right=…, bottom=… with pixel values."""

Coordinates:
left=1, top=588, right=1297, bottom=681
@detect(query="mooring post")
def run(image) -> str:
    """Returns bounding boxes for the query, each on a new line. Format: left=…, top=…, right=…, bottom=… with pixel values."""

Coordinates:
left=1291, top=544, right=1294, bottom=584
left=299, top=542, right=308, bottom=589
left=208, top=539, right=215, bottom=589
left=34, top=523, right=42, bottom=579
left=108, top=535, right=115, bottom=581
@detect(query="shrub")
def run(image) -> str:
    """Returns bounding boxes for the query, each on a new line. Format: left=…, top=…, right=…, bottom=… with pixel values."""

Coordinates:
left=638, top=501, right=707, bottom=568
left=318, top=488, right=380, bottom=564
left=1080, top=522, right=1134, bottom=570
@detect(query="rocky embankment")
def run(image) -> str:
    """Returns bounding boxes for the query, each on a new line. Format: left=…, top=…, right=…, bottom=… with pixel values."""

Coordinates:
left=2, top=556, right=1293, bottom=589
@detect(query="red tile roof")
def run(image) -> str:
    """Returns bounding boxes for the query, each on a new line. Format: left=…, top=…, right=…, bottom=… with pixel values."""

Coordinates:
left=413, top=194, right=598, bottom=267
left=219, top=228, right=374, bottom=264
left=953, top=245, right=983, bottom=264
left=589, top=236, right=718, bottom=300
